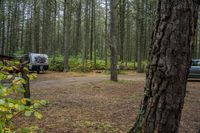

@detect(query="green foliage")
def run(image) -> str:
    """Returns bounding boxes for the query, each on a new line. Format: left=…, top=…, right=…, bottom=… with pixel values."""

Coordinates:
left=49, top=56, right=64, bottom=72
left=49, top=55, right=108, bottom=72
left=142, top=60, right=148, bottom=72
left=0, top=62, right=3, bottom=67
left=21, top=126, right=40, bottom=133
left=118, top=62, right=137, bottom=70
left=14, top=50, right=25, bottom=57
left=49, top=55, right=138, bottom=72
left=0, top=64, right=47, bottom=133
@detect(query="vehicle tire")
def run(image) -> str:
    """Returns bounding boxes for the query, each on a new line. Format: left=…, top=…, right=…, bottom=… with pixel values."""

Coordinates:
left=37, top=70, right=40, bottom=74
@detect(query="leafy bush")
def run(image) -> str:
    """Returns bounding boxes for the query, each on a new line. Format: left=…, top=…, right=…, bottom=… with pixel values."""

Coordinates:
left=49, top=56, right=109, bottom=72
left=94, top=60, right=109, bottom=70
left=142, top=60, right=149, bottom=72
left=49, top=55, right=138, bottom=72
left=49, top=56, right=64, bottom=72
left=118, top=62, right=137, bottom=70
left=0, top=64, right=47, bottom=132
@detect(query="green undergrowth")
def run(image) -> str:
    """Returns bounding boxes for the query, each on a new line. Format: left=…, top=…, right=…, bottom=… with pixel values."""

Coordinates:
left=49, top=55, right=148, bottom=72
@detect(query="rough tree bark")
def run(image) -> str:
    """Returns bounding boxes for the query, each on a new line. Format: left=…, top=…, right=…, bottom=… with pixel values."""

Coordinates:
left=0, top=0, right=5, bottom=55
left=125, top=0, right=130, bottom=67
left=82, top=0, right=90, bottom=72
left=20, top=2, right=26, bottom=50
left=119, top=0, right=125, bottom=62
left=135, top=0, right=140, bottom=71
left=104, top=0, right=108, bottom=69
left=33, top=0, right=40, bottom=53
left=52, top=0, right=57, bottom=62
left=137, top=0, right=145, bottom=73
left=110, top=0, right=118, bottom=81
left=63, top=0, right=71, bottom=72
left=130, top=0, right=199, bottom=133
left=75, top=0, right=82, bottom=56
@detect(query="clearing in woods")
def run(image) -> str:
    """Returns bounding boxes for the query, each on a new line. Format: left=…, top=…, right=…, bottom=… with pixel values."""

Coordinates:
left=15, top=71, right=200, bottom=133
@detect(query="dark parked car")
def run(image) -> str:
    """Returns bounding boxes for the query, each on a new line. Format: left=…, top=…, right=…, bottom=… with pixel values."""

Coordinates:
left=189, top=59, right=200, bottom=78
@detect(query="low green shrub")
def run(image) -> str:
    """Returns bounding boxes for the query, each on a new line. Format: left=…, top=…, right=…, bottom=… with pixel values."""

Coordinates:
left=49, top=55, right=143, bottom=72
left=142, top=60, right=148, bottom=72
left=49, top=56, right=109, bottom=72
left=119, top=62, right=137, bottom=70
left=49, top=56, right=64, bottom=72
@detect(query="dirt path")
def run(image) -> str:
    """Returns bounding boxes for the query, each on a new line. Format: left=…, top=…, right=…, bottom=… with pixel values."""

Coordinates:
left=30, top=72, right=145, bottom=94
left=31, top=71, right=145, bottom=88
left=15, top=72, right=200, bottom=133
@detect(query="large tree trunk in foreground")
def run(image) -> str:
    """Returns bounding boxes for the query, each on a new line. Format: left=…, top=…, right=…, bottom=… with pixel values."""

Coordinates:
left=130, top=0, right=199, bottom=133
left=110, top=0, right=118, bottom=81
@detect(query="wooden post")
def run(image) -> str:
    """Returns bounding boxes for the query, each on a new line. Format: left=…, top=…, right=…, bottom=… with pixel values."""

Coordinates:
left=20, top=60, right=31, bottom=106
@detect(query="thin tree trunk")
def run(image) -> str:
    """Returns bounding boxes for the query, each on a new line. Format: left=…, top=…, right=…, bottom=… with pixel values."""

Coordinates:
left=20, top=2, right=26, bottom=50
left=110, top=0, right=118, bottom=81
left=75, top=0, right=82, bottom=56
left=1, top=0, right=5, bottom=55
left=90, top=0, right=95, bottom=61
left=20, top=61, right=31, bottom=106
left=104, top=0, right=108, bottom=70
left=125, top=0, right=130, bottom=68
left=119, top=0, right=125, bottom=62
left=134, top=0, right=139, bottom=68
left=53, top=0, right=57, bottom=62
left=33, top=0, right=40, bottom=53
left=83, top=0, right=90, bottom=71
left=63, top=0, right=71, bottom=72
left=57, top=3, right=61, bottom=54
left=93, top=0, right=96, bottom=69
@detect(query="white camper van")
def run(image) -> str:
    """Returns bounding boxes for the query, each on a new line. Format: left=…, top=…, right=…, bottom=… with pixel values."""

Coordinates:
left=21, top=53, right=48, bottom=73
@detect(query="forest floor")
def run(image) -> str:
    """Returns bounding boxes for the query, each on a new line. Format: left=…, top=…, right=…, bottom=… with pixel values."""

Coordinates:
left=14, top=71, right=200, bottom=133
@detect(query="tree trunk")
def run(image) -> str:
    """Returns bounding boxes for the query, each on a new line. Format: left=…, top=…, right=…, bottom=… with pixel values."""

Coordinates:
left=90, top=0, right=95, bottom=62
left=63, top=0, right=71, bottom=72
left=20, top=2, right=26, bottom=50
left=57, top=3, right=61, bottom=55
left=33, top=0, right=40, bottom=53
left=82, top=0, right=90, bottom=72
left=93, top=0, right=96, bottom=69
left=52, top=0, right=57, bottom=62
left=110, top=0, right=118, bottom=81
left=125, top=0, right=130, bottom=68
left=119, top=0, right=125, bottom=62
left=137, top=0, right=145, bottom=73
left=130, top=0, right=199, bottom=133
left=75, top=0, right=82, bottom=56
left=82, top=0, right=87, bottom=71
left=104, top=0, right=108, bottom=69
left=41, top=0, right=47, bottom=53
left=0, top=0, right=5, bottom=55
left=135, top=0, right=140, bottom=70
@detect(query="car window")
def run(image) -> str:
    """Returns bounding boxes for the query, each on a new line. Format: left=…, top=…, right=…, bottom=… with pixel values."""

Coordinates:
left=192, top=61, right=200, bottom=66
